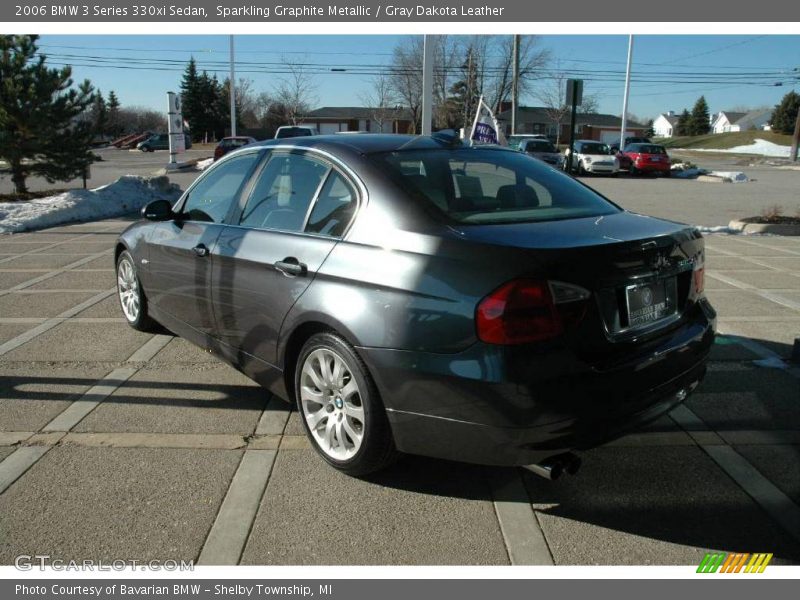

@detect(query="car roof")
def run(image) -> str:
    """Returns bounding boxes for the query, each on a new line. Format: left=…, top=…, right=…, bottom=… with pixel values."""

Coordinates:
left=251, top=133, right=503, bottom=155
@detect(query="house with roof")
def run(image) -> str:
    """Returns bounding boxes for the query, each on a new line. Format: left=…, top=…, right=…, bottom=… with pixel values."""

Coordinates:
left=711, top=111, right=747, bottom=134
left=653, top=111, right=680, bottom=137
left=496, top=107, right=647, bottom=144
left=302, top=106, right=413, bottom=134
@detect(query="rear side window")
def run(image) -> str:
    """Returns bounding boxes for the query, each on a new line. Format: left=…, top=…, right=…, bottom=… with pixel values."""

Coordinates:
left=181, top=152, right=261, bottom=223
left=305, top=172, right=357, bottom=237
left=239, top=153, right=329, bottom=232
left=373, top=148, right=619, bottom=225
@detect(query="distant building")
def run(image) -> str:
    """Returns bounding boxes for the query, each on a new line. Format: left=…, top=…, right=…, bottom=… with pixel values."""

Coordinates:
left=496, top=106, right=646, bottom=144
left=653, top=111, right=680, bottom=137
left=303, top=106, right=412, bottom=134
left=711, top=111, right=747, bottom=134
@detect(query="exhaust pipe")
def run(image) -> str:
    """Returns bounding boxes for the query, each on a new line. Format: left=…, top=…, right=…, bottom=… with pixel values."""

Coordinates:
left=523, top=452, right=581, bottom=481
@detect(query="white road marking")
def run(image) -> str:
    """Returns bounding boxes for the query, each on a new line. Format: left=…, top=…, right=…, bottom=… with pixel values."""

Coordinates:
left=126, top=334, right=172, bottom=363
left=0, top=446, right=51, bottom=494
left=0, top=250, right=113, bottom=298
left=490, top=470, right=554, bottom=565
left=255, top=396, right=291, bottom=436
left=197, top=449, right=277, bottom=565
left=0, top=289, right=115, bottom=357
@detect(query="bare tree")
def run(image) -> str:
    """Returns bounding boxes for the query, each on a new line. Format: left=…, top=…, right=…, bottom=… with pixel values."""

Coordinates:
left=358, top=73, right=399, bottom=133
left=534, top=69, right=602, bottom=145
left=273, top=57, right=318, bottom=125
left=389, top=37, right=423, bottom=133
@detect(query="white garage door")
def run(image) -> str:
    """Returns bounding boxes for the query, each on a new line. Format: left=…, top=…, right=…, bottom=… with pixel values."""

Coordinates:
left=599, top=130, right=622, bottom=144
left=319, top=123, right=342, bottom=135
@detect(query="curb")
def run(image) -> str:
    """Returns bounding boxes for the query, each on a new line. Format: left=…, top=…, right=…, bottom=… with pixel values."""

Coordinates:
left=728, top=219, right=800, bottom=236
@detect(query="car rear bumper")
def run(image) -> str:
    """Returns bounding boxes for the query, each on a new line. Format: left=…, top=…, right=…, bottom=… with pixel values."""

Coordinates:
left=357, top=301, right=715, bottom=466
left=636, top=162, right=671, bottom=172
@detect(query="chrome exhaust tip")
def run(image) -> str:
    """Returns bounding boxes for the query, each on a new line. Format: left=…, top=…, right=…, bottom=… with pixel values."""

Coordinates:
left=523, top=452, right=581, bottom=481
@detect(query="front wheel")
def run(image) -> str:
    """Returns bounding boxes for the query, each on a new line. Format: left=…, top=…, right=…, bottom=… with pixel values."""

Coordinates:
left=578, top=161, right=587, bottom=176
left=116, top=250, right=159, bottom=332
left=295, top=332, right=398, bottom=476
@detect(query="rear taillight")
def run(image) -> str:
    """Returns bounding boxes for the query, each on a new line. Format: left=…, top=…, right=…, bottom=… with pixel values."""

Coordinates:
left=693, top=253, right=705, bottom=295
left=476, top=279, right=590, bottom=345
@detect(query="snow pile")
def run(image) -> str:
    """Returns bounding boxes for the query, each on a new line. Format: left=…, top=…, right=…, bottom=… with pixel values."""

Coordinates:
left=672, top=167, right=705, bottom=179
left=696, top=225, right=738, bottom=234
left=0, top=175, right=181, bottom=234
left=686, top=139, right=791, bottom=158
left=708, top=171, right=750, bottom=183
left=197, top=158, right=214, bottom=171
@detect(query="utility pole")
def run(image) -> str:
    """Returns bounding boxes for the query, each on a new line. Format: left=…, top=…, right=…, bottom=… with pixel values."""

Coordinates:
left=620, top=34, right=634, bottom=150
left=421, top=35, right=434, bottom=135
left=229, top=35, right=236, bottom=137
left=511, top=34, right=520, bottom=137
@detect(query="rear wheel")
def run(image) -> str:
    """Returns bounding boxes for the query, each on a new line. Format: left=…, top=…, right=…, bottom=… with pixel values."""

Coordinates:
left=295, top=332, right=398, bottom=476
left=629, top=166, right=638, bottom=176
left=578, top=161, right=587, bottom=176
left=116, top=250, right=159, bottom=332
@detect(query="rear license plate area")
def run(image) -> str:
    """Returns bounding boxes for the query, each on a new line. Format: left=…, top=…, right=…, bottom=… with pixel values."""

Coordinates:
left=624, top=277, right=678, bottom=329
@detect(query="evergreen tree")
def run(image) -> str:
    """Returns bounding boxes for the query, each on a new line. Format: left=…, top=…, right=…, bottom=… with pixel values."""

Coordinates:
left=90, top=89, right=107, bottom=137
left=689, top=96, right=711, bottom=136
left=107, top=90, right=121, bottom=137
left=0, top=35, right=97, bottom=194
left=180, top=57, right=201, bottom=141
left=675, top=109, right=691, bottom=136
left=645, top=119, right=655, bottom=138
left=770, top=91, right=800, bottom=135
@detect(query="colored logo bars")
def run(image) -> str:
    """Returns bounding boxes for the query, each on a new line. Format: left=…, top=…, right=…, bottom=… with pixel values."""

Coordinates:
left=697, top=552, right=773, bottom=573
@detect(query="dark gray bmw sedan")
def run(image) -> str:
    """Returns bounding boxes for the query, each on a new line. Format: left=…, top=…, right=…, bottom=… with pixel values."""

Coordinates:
left=115, top=133, right=716, bottom=477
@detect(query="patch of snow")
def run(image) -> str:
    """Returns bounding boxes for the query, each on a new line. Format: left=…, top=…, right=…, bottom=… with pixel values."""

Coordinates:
left=676, top=139, right=791, bottom=157
left=672, top=167, right=704, bottom=179
left=197, top=158, right=214, bottom=171
left=696, top=225, right=737, bottom=234
left=0, top=175, right=181, bottom=234
left=708, top=171, right=750, bottom=183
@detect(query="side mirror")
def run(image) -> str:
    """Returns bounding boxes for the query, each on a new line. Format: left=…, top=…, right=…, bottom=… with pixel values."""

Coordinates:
left=142, top=199, right=174, bottom=221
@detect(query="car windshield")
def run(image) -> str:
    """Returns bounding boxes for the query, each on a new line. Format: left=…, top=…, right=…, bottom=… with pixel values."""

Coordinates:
left=525, top=141, right=556, bottom=152
left=629, top=144, right=666, bottom=154
left=578, top=143, right=611, bottom=155
left=372, top=148, right=620, bottom=225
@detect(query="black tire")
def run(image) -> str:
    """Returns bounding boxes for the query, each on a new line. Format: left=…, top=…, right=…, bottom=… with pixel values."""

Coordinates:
left=116, top=250, right=159, bottom=332
left=578, top=161, right=587, bottom=176
left=663, top=170, right=671, bottom=178
left=629, top=166, right=638, bottom=177
left=295, top=332, right=399, bottom=476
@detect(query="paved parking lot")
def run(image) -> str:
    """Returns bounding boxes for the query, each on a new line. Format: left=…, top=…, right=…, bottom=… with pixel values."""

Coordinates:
left=1, top=166, right=800, bottom=565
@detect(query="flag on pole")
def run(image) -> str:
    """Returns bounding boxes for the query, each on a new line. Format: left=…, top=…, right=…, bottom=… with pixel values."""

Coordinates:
left=469, top=96, right=508, bottom=146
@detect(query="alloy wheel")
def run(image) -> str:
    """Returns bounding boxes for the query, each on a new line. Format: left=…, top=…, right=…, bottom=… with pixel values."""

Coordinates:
left=117, top=257, right=140, bottom=323
left=299, top=348, right=365, bottom=460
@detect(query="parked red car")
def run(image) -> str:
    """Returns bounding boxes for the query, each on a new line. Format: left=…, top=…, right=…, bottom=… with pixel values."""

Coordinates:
left=214, top=136, right=257, bottom=161
left=619, top=143, right=671, bottom=176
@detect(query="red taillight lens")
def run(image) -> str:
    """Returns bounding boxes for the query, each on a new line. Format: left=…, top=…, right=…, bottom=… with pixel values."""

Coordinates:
left=693, top=252, right=705, bottom=295
left=476, top=280, right=590, bottom=345
left=693, top=266, right=705, bottom=294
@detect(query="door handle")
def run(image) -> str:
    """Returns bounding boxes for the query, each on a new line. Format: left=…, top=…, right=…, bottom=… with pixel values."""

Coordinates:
left=274, top=257, right=307, bottom=277
left=193, top=244, right=209, bottom=257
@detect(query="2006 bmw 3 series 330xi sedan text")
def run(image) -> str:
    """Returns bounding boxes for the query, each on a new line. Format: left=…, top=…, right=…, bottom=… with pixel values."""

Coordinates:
left=115, top=133, right=716, bottom=478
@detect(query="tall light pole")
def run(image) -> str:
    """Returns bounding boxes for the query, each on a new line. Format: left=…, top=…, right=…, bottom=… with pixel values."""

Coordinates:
left=229, top=35, right=237, bottom=137
left=421, top=35, right=434, bottom=135
left=620, top=35, right=634, bottom=150
left=511, top=34, right=520, bottom=137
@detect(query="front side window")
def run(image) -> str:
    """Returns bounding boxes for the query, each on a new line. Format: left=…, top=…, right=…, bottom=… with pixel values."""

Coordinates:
left=181, top=152, right=261, bottom=224
left=373, top=148, right=619, bottom=225
left=239, top=153, right=329, bottom=231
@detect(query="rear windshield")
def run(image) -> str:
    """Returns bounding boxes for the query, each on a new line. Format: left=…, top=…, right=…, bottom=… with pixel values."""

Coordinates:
left=221, top=138, right=253, bottom=149
left=524, top=140, right=557, bottom=153
left=627, top=144, right=666, bottom=154
left=276, top=127, right=314, bottom=138
left=372, top=148, right=620, bottom=225
left=577, top=143, right=611, bottom=155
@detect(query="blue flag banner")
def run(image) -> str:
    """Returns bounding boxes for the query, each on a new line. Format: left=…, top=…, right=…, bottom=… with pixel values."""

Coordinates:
left=469, top=96, right=507, bottom=146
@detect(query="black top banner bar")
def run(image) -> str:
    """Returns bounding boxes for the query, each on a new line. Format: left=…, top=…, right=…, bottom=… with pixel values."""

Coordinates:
left=4, top=0, right=800, bottom=22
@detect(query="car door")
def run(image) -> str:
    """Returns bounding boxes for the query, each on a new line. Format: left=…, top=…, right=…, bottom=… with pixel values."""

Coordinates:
left=211, top=150, right=360, bottom=372
left=145, top=150, right=262, bottom=337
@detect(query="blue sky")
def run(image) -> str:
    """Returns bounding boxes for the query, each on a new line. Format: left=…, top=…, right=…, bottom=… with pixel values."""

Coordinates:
left=38, top=34, right=800, bottom=121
